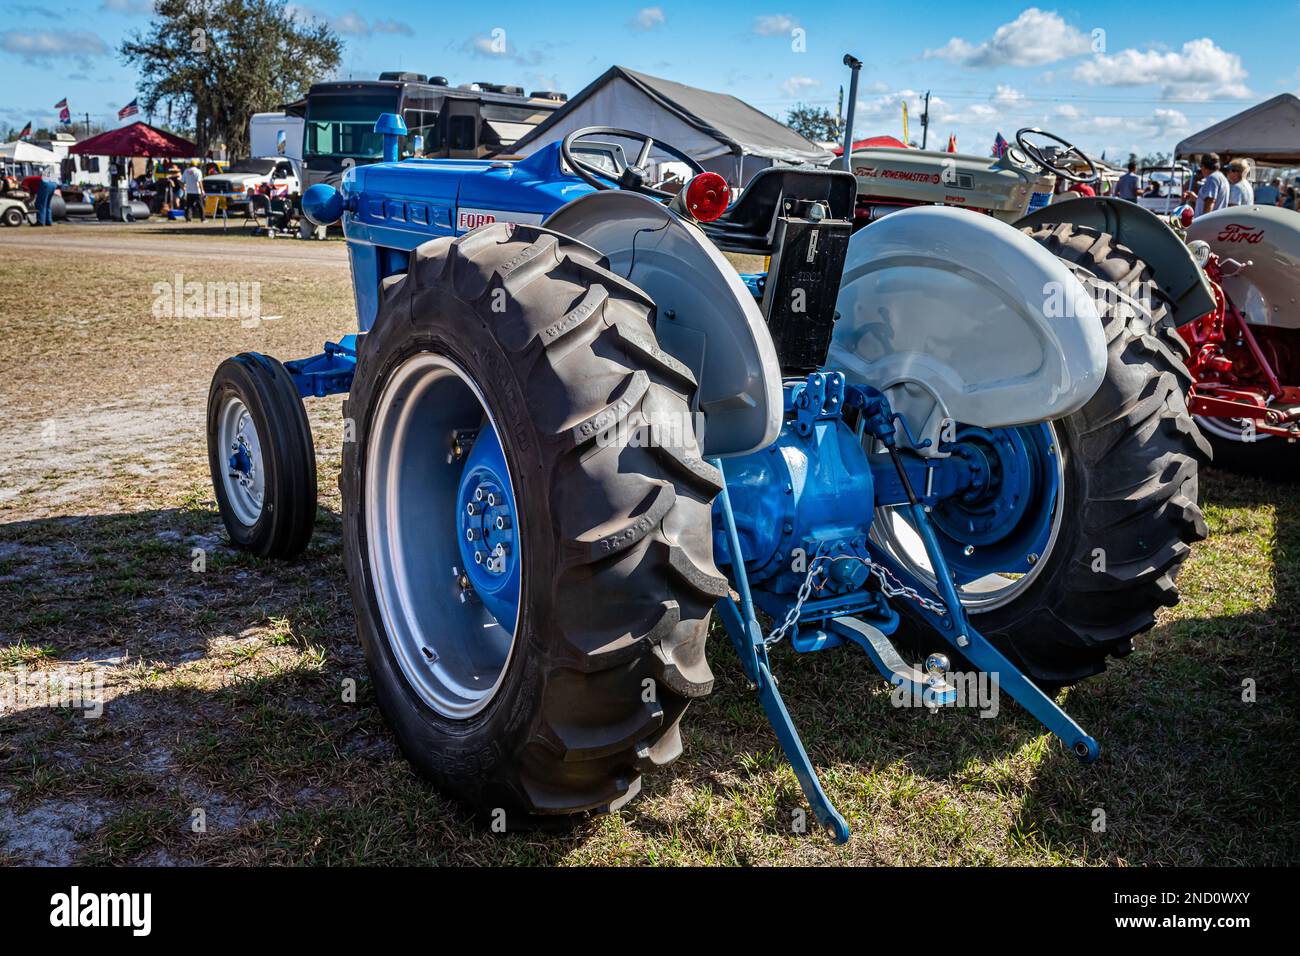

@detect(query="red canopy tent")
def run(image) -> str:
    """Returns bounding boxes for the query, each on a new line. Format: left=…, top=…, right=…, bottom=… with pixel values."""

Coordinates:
left=69, top=122, right=198, bottom=158
left=832, top=135, right=910, bottom=156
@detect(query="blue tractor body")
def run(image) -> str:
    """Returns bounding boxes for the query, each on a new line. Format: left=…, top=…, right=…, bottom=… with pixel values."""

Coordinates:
left=314, top=142, right=595, bottom=331
left=242, top=115, right=1107, bottom=843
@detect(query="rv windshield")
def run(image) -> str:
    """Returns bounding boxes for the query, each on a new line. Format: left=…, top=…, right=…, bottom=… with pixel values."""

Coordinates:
left=304, top=93, right=399, bottom=160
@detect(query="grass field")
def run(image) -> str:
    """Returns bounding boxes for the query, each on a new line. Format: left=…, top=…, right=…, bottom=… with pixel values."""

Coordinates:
left=0, top=224, right=1296, bottom=865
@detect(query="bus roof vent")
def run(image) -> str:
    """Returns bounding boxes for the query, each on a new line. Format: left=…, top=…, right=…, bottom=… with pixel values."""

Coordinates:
left=429, top=75, right=448, bottom=86
left=529, top=91, right=567, bottom=102
left=378, top=71, right=426, bottom=83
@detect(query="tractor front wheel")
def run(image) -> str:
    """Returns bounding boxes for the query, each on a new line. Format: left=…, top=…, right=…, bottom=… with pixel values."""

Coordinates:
left=341, top=223, right=725, bottom=823
left=206, top=353, right=317, bottom=558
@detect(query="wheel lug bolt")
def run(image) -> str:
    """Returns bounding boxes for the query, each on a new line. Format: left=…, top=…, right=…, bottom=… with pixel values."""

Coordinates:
left=495, top=515, right=511, bottom=530
left=466, top=528, right=476, bottom=541
left=474, top=551, right=483, bottom=564
left=486, top=493, right=497, bottom=506
left=475, top=487, right=484, bottom=501
left=466, top=502, right=477, bottom=516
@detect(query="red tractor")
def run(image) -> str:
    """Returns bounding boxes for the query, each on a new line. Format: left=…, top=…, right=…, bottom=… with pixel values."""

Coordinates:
left=1182, top=205, right=1300, bottom=464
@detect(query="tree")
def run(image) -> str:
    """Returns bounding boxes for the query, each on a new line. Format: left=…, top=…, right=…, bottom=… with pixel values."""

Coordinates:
left=785, top=103, right=840, bottom=143
left=121, top=0, right=341, bottom=158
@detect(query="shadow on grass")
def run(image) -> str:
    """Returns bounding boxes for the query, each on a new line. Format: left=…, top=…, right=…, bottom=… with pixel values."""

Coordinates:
left=1, top=466, right=1295, bottom=864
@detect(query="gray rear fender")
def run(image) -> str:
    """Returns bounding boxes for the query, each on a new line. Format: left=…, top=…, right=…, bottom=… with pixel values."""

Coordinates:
left=829, top=205, right=1108, bottom=455
left=544, top=190, right=782, bottom=459
left=1017, top=196, right=1217, bottom=327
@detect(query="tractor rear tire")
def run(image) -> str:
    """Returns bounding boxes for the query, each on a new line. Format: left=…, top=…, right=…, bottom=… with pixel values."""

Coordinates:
left=341, top=223, right=725, bottom=823
left=965, top=223, right=1210, bottom=687
left=207, top=352, right=318, bottom=559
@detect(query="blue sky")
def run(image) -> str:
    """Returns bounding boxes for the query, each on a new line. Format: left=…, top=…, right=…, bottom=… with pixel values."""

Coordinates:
left=2, top=2, right=1297, bottom=158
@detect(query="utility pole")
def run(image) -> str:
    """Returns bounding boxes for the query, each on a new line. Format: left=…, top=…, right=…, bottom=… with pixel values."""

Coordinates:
left=920, top=91, right=930, bottom=149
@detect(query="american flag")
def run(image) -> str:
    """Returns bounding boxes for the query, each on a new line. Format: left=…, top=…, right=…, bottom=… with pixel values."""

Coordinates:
left=992, top=132, right=1009, bottom=158
left=118, top=98, right=139, bottom=120
left=54, top=98, right=71, bottom=125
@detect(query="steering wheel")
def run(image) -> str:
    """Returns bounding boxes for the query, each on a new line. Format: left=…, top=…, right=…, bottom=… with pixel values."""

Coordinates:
left=561, top=127, right=704, bottom=199
left=1015, top=128, right=1097, bottom=184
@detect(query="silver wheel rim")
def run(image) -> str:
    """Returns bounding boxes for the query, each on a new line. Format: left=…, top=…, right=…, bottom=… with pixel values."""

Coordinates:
left=218, top=396, right=265, bottom=527
left=1194, top=414, right=1273, bottom=443
left=365, top=353, right=521, bottom=719
left=870, top=422, right=1067, bottom=613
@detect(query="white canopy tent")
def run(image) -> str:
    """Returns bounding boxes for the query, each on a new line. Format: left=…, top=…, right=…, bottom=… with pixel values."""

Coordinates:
left=1175, top=94, right=1300, bottom=167
left=510, top=66, right=834, bottom=187
left=0, top=140, right=59, bottom=168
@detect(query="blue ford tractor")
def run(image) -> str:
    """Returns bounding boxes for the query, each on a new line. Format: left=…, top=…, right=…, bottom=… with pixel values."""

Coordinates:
left=206, top=110, right=1206, bottom=841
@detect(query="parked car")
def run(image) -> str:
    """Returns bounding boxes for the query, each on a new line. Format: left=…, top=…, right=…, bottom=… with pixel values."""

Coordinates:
left=203, top=157, right=301, bottom=214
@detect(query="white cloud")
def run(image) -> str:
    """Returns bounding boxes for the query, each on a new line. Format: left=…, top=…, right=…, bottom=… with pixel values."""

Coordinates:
left=1073, top=38, right=1250, bottom=100
left=99, top=0, right=154, bottom=12
left=0, top=28, right=108, bottom=61
left=925, top=8, right=1091, bottom=68
left=782, top=75, right=819, bottom=97
left=288, top=6, right=412, bottom=37
left=754, top=14, right=798, bottom=36
left=629, top=7, right=666, bottom=31
left=991, top=84, right=1025, bottom=108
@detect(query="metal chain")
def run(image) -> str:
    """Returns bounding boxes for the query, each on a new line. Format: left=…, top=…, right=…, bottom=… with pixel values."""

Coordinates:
left=764, top=552, right=948, bottom=648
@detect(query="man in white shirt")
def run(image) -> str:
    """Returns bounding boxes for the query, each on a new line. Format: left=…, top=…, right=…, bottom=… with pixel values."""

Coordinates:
left=1195, top=153, right=1229, bottom=217
left=1226, top=160, right=1254, bottom=206
left=1115, top=160, right=1141, bottom=201
left=181, top=160, right=205, bottom=222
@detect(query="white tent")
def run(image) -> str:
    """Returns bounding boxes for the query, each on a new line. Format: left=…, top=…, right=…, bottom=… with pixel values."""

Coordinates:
left=0, top=140, right=59, bottom=166
left=1175, top=94, right=1300, bottom=166
left=510, top=66, right=834, bottom=187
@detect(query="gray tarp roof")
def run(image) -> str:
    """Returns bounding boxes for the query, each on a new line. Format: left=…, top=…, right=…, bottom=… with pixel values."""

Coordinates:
left=1175, top=93, right=1300, bottom=166
left=511, top=66, right=833, bottom=165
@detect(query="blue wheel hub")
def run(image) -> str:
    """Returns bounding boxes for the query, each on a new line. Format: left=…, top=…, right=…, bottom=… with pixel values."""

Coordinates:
left=455, top=426, right=521, bottom=628
left=928, top=423, right=1059, bottom=584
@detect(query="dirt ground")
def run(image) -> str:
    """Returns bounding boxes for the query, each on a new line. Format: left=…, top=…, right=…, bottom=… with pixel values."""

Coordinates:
left=0, top=221, right=1296, bottom=866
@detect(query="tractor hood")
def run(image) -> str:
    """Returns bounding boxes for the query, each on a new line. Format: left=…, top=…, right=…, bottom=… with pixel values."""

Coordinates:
left=850, top=146, right=1055, bottom=220
left=1187, top=204, right=1300, bottom=330
left=342, top=142, right=593, bottom=238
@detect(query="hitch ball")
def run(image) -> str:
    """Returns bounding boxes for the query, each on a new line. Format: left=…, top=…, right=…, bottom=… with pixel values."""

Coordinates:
left=924, top=653, right=950, bottom=676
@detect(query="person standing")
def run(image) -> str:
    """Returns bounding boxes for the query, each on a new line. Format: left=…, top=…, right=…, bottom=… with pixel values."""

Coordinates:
left=182, top=160, right=205, bottom=221
left=1195, top=153, right=1229, bottom=217
left=35, top=173, right=58, bottom=226
left=1115, top=160, right=1141, bottom=201
left=1225, top=160, right=1254, bottom=206
left=1255, top=177, right=1282, bottom=206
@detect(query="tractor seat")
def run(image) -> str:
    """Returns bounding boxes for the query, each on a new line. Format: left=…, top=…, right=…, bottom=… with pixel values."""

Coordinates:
left=703, top=166, right=857, bottom=253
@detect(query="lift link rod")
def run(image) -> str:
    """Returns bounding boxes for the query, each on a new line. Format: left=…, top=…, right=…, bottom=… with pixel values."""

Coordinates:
left=711, top=458, right=851, bottom=844
left=882, top=445, right=1100, bottom=762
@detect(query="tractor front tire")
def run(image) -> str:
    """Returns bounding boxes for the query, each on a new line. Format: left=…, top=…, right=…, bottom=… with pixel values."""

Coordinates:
left=207, top=352, right=317, bottom=559
left=970, top=223, right=1211, bottom=687
left=341, top=223, right=725, bottom=823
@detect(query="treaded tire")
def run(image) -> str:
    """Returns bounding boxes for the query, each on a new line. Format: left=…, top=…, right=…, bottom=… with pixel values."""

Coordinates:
left=958, top=223, right=1211, bottom=687
left=207, top=352, right=317, bottom=559
left=341, top=222, right=726, bottom=822
left=2, top=206, right=21, bottom=227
